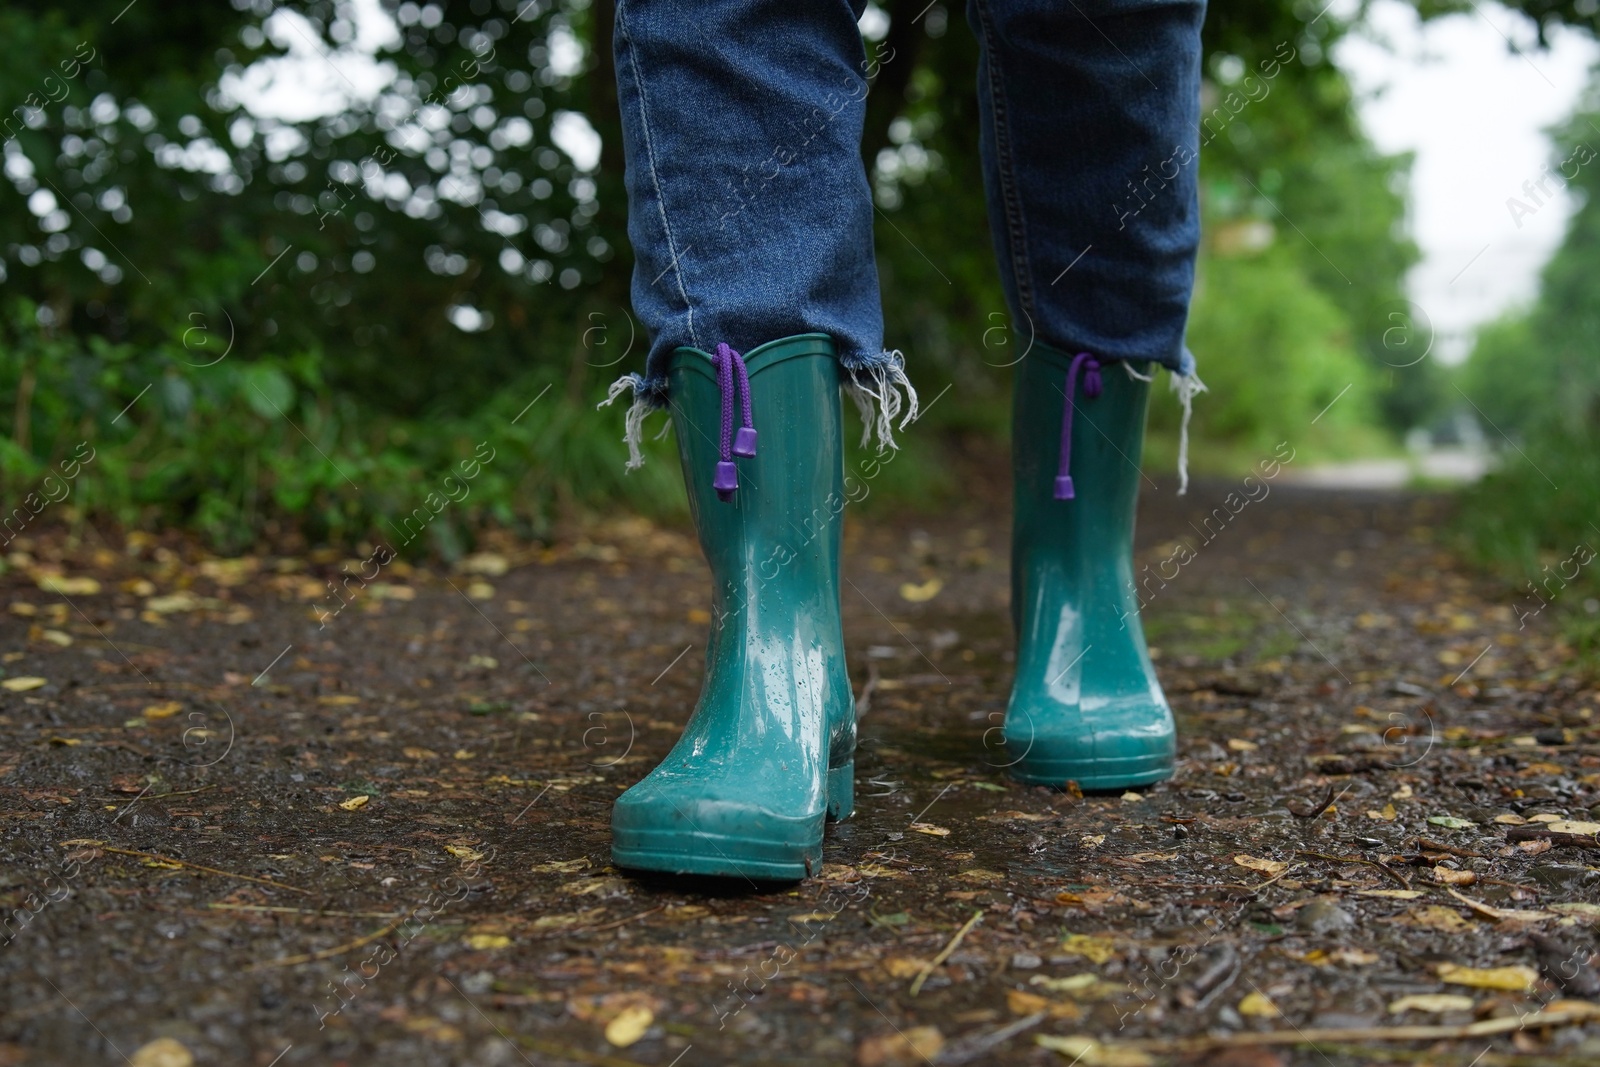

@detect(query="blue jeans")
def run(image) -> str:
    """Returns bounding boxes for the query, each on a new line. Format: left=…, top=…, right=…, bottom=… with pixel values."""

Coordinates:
left=609, top=0, right=1204, bottom=415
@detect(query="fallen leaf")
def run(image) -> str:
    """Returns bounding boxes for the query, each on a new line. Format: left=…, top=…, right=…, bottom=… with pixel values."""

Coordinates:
left=318, top=695, right=361, bottom=706
left=1233, top=854, right=1288, bottom=876
left=445, top=845, right=484, bottom=861
left=1402, top=906, right=1474, bottom=933
left=1527, top=813, right=1563, bottom=823
left=1427, top=816, right=1475, bottom=830
left=1436, top=962, right=1538, bottom=991
left=910, top=822, right=951, bottom=837
left=1431, top=866, right=1477, bottom=885
left=1389, top=994, right=1475, bottom=1014
left=1036, top=1034, right=1152, bottom=1067
left=1080, top=835, right=1105, bottom=849
left=142, top=702, right=182, bottom=720
left=403, top=747, right=439, bottom=760
left=1354, top=889, right=1423, bottom=899
left=1120, top=791, right=1144, bottom=802
left=1494, top=813, right=1528, bottom=825
left=1551, top=903, right=1600, bottom=921
left=604, top=1004, right=652, bottom=1048
left=857, top=1025, right=943, bottom=1066
left=464, top=933, right=510, bottom=950
left=1366, top=804, right=1398, bottom=821
left=1547, top=820, right=1600, bottom=837
left=1519, top=840, right=1553, bottom=855
left=338, top=795, right=371, bottom=811
left=1227, top=738, right=1259, bottom=752
left=37, top=576, right=101, bottom=596
left=897, top=578, right=943, bottom=603
left=1445, top=887, right=1556, bottom=923
left=1006, top=989, right=1082, bottom=1019
left=1060, top=933, right=1118, bottom=964
left=884, top=957, right=930, bottom=979
left=957, top=868, right=1005, bottom=885
left=129, top=1037, right=193, bottom=1067
left=1, top=677, right=46, bottom=692
left=531, top=858, right=592, bottom=874
left=1238, top=991, right=1281, bottom=1018
left=1030, top=973, right=1107, bottom=996
left=41, top=629, right=72, bottom=647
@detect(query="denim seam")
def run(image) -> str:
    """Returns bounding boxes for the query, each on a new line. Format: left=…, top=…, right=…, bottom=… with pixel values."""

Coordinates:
left=616, top=2, right=700, bottom=351
left=974, top=0, right=1034, bottom=324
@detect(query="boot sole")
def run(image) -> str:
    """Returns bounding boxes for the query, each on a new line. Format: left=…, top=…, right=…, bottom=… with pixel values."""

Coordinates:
left=612, top=761, right=854, bottom=881
left=1008, top=752, right=1173, bottom=791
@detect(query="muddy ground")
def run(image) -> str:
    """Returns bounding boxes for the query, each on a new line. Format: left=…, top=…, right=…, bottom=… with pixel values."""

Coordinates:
left=3, top=473, right=1599, bottom=1067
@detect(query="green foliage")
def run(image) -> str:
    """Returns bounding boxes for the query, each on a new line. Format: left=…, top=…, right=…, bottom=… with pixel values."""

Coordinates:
left=0, top=0, right=1431, bottom=549
left=1457, top=73, right=1600, bottom=666
left=1181, top=247, right=1382, bottom=457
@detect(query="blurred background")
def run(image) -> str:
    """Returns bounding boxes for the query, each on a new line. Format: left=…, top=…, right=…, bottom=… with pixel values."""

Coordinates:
left=0, top=0, right=1595, bottom=658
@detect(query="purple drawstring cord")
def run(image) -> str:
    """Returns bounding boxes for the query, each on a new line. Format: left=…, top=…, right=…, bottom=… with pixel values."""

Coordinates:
left=1055, top=352, right=1102, bottom=500
left=712, top=343, right=757, bottom=502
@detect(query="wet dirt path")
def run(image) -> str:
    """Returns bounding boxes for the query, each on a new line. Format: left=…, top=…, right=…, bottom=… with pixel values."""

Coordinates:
left=2, top=480, right=1598, bottom=1066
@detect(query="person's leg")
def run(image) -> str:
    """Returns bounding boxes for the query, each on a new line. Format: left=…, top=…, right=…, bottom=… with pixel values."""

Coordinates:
left=969, top=0, right=1206, bottom=788
left=603, top=0, right=907, bottom=879
left=604, top=0, right=914, bottom=461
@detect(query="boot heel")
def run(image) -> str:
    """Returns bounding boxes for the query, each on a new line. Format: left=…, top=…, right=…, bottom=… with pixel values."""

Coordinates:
left=826, top=761, right=854, bottom=821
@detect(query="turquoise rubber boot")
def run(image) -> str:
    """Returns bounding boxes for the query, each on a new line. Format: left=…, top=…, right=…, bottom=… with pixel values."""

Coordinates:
left=1003, top=343, right=1175, bottom=789
left=611, top=334, right=855, bottom=880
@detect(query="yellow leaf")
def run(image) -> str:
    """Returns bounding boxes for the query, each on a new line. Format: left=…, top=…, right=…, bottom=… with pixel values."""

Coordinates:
left=884, top=957, right=931, bottom=979
left=403, top=747, right=439, bottom=759
left=338, top=795, right=371, bottom=810
left=41, top=629, right=72, bottom=647
left=37, top=576, right=101, bottom=596
left=1030, top=973, right=1104, bottom=995
left=1548, top=820, right=1600, bottom=836
left=453, top=749, right=476, bottom=760
left=1080, top=835, right=1105, bottom=848
left=1354, top=889, right=1423, bottom=899
left=1120, top=791, right=1144, bottom=802
left=910, top=822, right=951, bottom=837
left=1431, top=866, right=1477, bottom=885
left=129, top=1036, right=193, bottom=1067
left=1, top=676, right=47, bottom=692
left=532, top=858, right=592, bottom=874
left=1060, top=933, right=1118, bottom=965
left=1404, top=906, right=1474, bottom=933
left=1389, top=994, right=1475, bottom=1014
left=1494, top=813, right=1528, bottom=824
left=1232, top=854, right=1288, bottom=875
left=142, top=701, right=182, bottom=720
left=1436, top=963, right=1538, bottom=991
left=1238, top=991, right=1281, bottom=1018
left=1006, top=989, right=1082, bottom=1020
left=1366, top=804, right=1397, bottom=821
left=1036, top=1034, right=1152, bottom=1067
left=464, top=933, right=511, bottom=950
left=604, top=1005, right=653, bottom=1048
left=957, top=868, right=1004, bottom=884
left=898, top=578, right=943, bottom=603
left=445, top=845, right=484, bottom=861
left=318, top=694, right=361, bottom=706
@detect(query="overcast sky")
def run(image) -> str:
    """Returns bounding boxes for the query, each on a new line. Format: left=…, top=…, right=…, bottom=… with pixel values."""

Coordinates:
left=1336, top=0, right=1599, bottom=363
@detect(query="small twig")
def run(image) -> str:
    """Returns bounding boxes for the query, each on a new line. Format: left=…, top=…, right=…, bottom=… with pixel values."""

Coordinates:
left=1507, top=826, right=1600, bottom=850
left=1116, top=1003, right=1600, bottom=1052
left=935, top=1010, right=1046, bottom=1065
left=1412, top=836, right=1485, bottom=859
left=910, top=909, right=983, bottom=997
left=1296, top=850, right=1411, bottom=889
left=564, top=905, right=666, bottom=936
left=247, top=916, right=404, bottom=970
left=108, top=784, right=218, bottom=809
left=205, top=903, right=402, bottom=920
left=99, top=846, right=308, bottom=895
left=1286, top=784, right=1340, bottom=819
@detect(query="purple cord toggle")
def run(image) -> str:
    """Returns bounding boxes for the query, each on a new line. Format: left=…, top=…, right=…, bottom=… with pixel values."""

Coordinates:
left=1055, top=352, right=1102, bottom=500
left=713, top=343, right=757, bottom=502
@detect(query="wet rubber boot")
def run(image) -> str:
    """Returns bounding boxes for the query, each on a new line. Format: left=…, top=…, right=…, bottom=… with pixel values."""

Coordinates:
left=1003, top=343, right=1176, bottom=789
left=611, top=334, right=855, bottom=880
